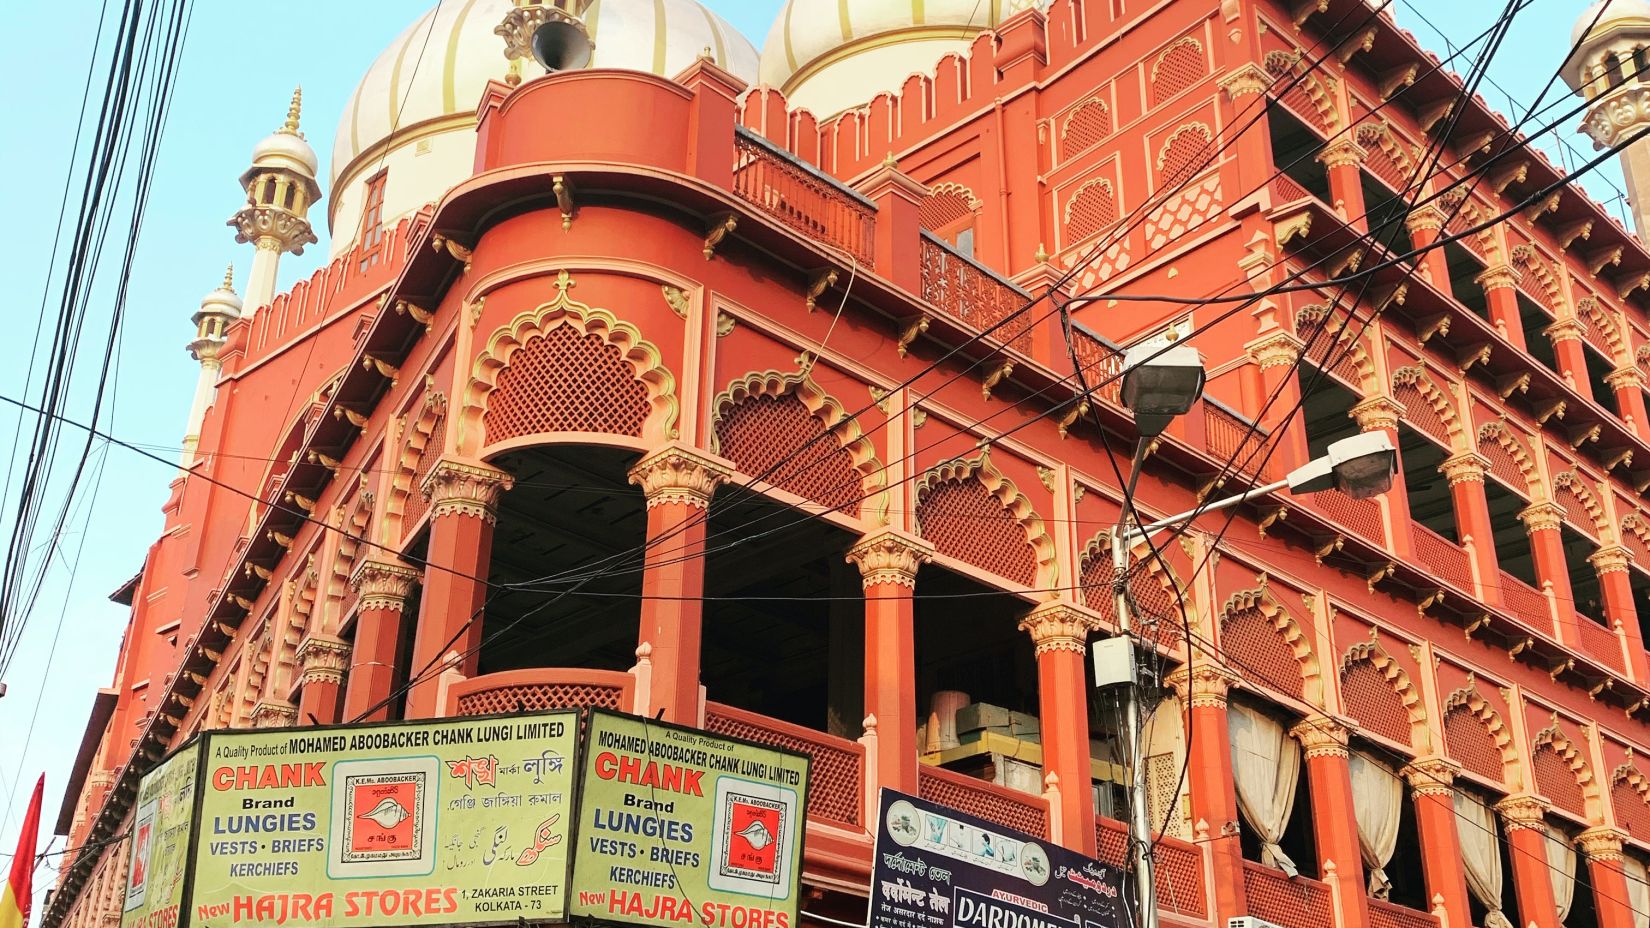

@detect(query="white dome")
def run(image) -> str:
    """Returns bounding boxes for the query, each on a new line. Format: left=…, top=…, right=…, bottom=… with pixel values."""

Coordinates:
left=1573, top=0, right=1650, bottom=49
left=194, top=267, right=243, bottom=324
left=758, top=0, right=1046, bottom=116
left=252, top=130, right=319, bottom=179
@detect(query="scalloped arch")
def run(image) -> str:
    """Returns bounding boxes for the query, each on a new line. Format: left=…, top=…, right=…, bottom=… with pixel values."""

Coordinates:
left=1262, top=50, right=1341, bottom=132
left=1219, top=583, right=1324, bottom=706
left=1062, top=98, right=1112, bottom=158
left=1391, top=365, right=1465, bottom=450
left=1614, top=760, right=1650, bottom=803
left=385, top=390, right=446, bottom=544
left=1444, top=683, right=1522, bottom=789
left=709, top=368, right=888, bottom=522
left=1533, top=721, right=1603, bottom=820
left=1294, top=304, right=1378, bottom=392
left=1577, top=297, right=1628, bottom=363
left=1150, top=37, right=1206, bottom=105
left=1080, top=529, right=1198, bottom=640
left=1552, top=469, right=1608, bottom=537
left=914, top=449, right=1059, bottom=593
left=919, top=182, right=981, bottom=232
left=1156, top=123, right=1214, bottom=172
left=1341, top=639, right=1431, bottom=752
left=1354, top=122, right=1419, bottom=184
left=461, top=275, right=679, bottom=454
left=1476, top=421, right=1542, bottom=497
left=1509, top=244, right=1565, bottom=311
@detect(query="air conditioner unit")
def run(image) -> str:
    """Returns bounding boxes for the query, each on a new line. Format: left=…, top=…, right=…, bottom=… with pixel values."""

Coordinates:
left=1226, top=918, right=1285, bottom=928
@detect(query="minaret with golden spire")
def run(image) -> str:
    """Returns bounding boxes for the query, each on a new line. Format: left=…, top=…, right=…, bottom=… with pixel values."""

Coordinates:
left=182, top=264, right=244, bottom=464
left=1566, top=2, right=1650, bottom=239
left=228, top=87, right=322, bottom=312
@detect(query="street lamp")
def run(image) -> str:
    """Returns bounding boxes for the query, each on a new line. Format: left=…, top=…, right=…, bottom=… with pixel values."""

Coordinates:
left=1103, top=351, right=1396, bottom=928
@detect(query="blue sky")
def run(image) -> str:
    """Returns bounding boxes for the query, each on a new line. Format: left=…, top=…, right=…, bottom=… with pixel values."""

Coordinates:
left=0, top=0, right=1621, bottom=919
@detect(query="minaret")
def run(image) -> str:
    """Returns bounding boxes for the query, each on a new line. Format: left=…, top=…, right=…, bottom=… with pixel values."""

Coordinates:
left=228, top=87, right=322, bottom=310
left=1566, top=0, right=1650, bottom=239
left=182, top=265, right=243, bottom=464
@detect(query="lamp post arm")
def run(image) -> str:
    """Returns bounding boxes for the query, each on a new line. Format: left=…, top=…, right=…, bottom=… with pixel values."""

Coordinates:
left=1120, top=477, right=1292, bottom=547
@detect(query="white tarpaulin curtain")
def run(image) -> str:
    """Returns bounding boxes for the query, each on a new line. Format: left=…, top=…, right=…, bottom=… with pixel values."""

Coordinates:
left=1546, top=826, right=1577, bottom=923
left=1454, top=791, right=1516, bottom=928
left=1349, top=750, right=1403, bottom=898
left=1228, top=701, right=1301, bottom=876
left=1623, top=853, right=1650, bottom=928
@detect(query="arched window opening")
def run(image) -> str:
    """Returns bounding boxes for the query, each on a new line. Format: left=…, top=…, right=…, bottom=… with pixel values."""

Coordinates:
left=1609, top=52, right=1628, bottom=87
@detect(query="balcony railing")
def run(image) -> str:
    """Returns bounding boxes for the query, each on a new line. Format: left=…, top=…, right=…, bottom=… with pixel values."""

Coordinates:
left=1204, top=399, right=1275, bottom=482
left=447, top=667, right=634, bottom=716
left=704, top=702, right=866, bottom=828
left=1299, top=486, right=1385, bottom=545
left=1242, top=862, right=1335, bottom=928
left=1575, top=613, right=1625, bottom=674
left=732, top=127, right=875, bottom=265
left=918, top=232, right=1036, bottom=354
left=1069, top=324, right=1124, bottom=405
left=1411, top=524, right=1472, bottom=592
left=1095, top=819, right=1209, bottom=919
left=1368, top=898, right=1440, bottom=928
left=918, top=764, right=1049, bottom=838
left=1270, top=173, right=1317, bottom=205
left=1499, top=571, right=1554, bottom=635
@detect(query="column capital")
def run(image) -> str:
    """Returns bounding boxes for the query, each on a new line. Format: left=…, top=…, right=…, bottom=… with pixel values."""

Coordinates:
left=1474, top=264, right=1519, bottom=292
left=1289, top=717, right=1351, bottom=759
left=846, top=528, right=933, bottom=589
left=1316, top=137, right=1369, bottom=170
left=1543, top=317, right=1587, bottom=345
left=1245, top=329, right=1305, bottom=370
left=1404, top=203, right=1449, bottom=235
left=1018, top=602, right=1101, bottom=655
left=1590, top=543, right=1634, bottom=574
left=350, top=558, right=421, bottom=612
left=296, top=635, right=352, bottom=687
left=1218, top=62, right=1271, bottom=99
left=1576, top=825, right=1628, bottom=862
left=1493, top=792, right=1551, bottom=829
left=421, top=458, right=514, bottom=523
left=1165, top=662, right=1241, bottom=708
left=626, top=442, right=733, bottom=509
left=1439, top=451, right=1489, bottom=485
left=1351, top=395, right=1405, bottom=432
left=1518, top=499, right=1567, bottom=533
left=1401, top=755, right=1461, bottom=796
left=1605, top=365, right=1646, bottom=391
left=251, top=698, right=299, bottom=729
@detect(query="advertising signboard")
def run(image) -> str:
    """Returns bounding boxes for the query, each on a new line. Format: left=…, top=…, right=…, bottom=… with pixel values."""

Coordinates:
left=185, top=711, right=578, bottom=928
left=121, top=739, right=202, bottom=928
left=869, top=789, right=1124, bottom=928
left=568, top=710, right=811, bottom=928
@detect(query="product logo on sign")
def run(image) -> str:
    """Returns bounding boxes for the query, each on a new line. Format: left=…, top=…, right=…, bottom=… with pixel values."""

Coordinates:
left=724, top=797, right=781, bottom=878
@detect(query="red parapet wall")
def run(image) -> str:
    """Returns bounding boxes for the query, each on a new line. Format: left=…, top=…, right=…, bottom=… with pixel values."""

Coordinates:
left=1241, top=862, right=1334, bottom=928
left=1368, top=897, right=1440, bottom=928
left=916, top=764, right=1048, bottom=838
left=241, top=218, right=411, bottom=364
left=703, top=702, right=865, bottom=828
left=446, top=667, right=635, bottom=716
left=732, top=129, right=875, bottom=266
left=1095, top=818, right=1209, bottom=919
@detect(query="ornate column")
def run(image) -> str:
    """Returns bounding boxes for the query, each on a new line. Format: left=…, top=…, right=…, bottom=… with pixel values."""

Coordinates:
left=1401, top=756, right=1472, bottom=928
left=1165, top=663, right=1247, bottom=922
left=344, top=558, right=420, bottom=722
left=251, top=699, right=299, bottom=729
left=1220, top=65, right=1281, bottom=215
left=1352, top=395, right=1415, bottom=558
left=1546, top=317, right=1596, bottom=401
left=1590, top=544, right=1649, bottom=681
left=1440, top=452, right=1502, bottom=604
left=1578, top=826, right=1637, bottom=928
left=1243, top=329, right=1312, bottom=472
left=1405, top=205, right=1453, bottom=296
left=1495, top=794, right=1561, bottom=928
left=406, top=459, right=514, bottom=718
left=1316, top=138, right=1369, bottom=231
left=1290, top=718, right=1371, bottom=928
left=1519, top=500, right=1575, bottom=645
left=628, top=443, right=732, bottom=725
left=1018, top=602, right=1101, bottom=854
left=847, top=529, right=933, bottom=796
left=294, top=635, right=350, bottom=724
left=1605, top=365, right=1650, bottom=439
left=1476, top=265, right=1527, bottom=350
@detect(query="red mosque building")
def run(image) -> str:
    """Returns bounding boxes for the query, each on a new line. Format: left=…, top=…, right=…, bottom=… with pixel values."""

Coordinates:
left=39, top=1, right=1650, bottom=928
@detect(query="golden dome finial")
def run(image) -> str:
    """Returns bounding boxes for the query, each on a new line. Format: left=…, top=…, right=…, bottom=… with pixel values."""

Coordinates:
left=279, top=86, right=303, bottom=136
left=221, top=263, right=235, bottom=292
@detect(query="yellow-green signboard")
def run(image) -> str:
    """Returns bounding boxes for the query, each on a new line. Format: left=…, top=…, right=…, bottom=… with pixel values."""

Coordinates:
left=569, top=710, right=811, bottom=928
left=122, top=739, right=201, bottom=928
left=186, top=712, right=577, bottom=928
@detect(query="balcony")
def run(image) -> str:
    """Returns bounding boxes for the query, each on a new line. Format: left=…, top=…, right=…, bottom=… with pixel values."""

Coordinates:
left=732, top=127, right=875, bottom=266
left=1411, top=523, right=1472, bottom=593
left=1242, top=862, right=1335, bottom=928
left=918, top=231, right=1036, bottom=355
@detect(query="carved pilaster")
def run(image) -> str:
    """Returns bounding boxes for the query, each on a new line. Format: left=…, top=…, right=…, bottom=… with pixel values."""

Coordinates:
left=1590, top=543, right=1633, bottom=575
left=1351, top=395, right=1404, bottom=432
left=1518, top=500, right=1567, bottom=534
left=1218, top=62, right=1270, bottom=99
left=1316, top=137, right=1368, bottom=170
left=1404, top=204, right=1448, bottom=235
left=1245, top=330, right=1305, bottom=370
left=1544, top=317, right=1587, bottom=345
left=845, top=529, right=934, bottom=590
left=1605, top=365, right=1646, bottom=392
left=1475, top=264, right=1518, bottom=292
left=296, top=635, right=352, bottom=687
left=251, top=699, right=299, bottom=729
left=421, top=459, right=514, bottom=523
left=1439, top=451, right=1489, bottom=486
left=1290, top=717, right=1351, bottom=760
left=1018, top=602, right=1099, bottom=655
left=1401, top=755, right=1461, bottom=797
left=1165, top=662, right=1241, bottom=709
left=1576, top=826, right=1627, bottom=862
left=350, top=558, right=421, bottom=612
left=1493, top=793, right=1551, bottom=830
left=626, top=443, right=732, bottom=509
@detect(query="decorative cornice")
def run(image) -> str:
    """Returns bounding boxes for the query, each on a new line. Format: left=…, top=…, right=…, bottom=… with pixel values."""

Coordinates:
left=626, top=443, right=732, bottom=509
left=251, top=698, right=299, bottom=729
left=1576, top=826, right=1627, bottom=862
left=296, top=635, right=351, bottom=686
left=1165, top=663, right=1241, bottom=709
left=1315, top=137, right=1368, bottom=170
left=1474, top=264, right=1518, bottom=292
left=1350, top=395, right=1404, bottom=432
left=1290, top=717, right=1351, bottom=760
left=1439, top=451, right=1489, bottom=485
left=421, top=459, right=514, bottom=523
left=845, top=529, right=934, bottom=589
left=1018, top=602, right=1100, bottom=655
left=350, top=558, right=421, bottom=612
left=1401, top=755, right=1461, bottom=797
left=1493, top=793, right=1550, bottom=829
left=1245, top=330, right=1305, bottom=369
left=1518, top=500, right=1567, bottom=534
left=1590, top=543, right=1633, bottom=575
left=1543, top=317, right=1588, bottom=345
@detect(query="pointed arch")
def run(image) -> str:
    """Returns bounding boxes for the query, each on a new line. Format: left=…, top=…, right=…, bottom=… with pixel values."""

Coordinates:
left=919, top=182, right=980, bottom=232
left=1156, top=123, right=1214, bottom=187
left=1340, top=638, right=1430, bottom=752
left=1532, top=720, right=1602, bottom=820
left=1061, top=98, right=1112, bottom=158
left=1295, top=303, right=1378, bottom=392
left=1079, top=530, right=1194, bottom=650
left=1610, top=759, right=1650, bottom=836
left=1622, top=514, right=1650, bottom=564
left=1391, top=366, right=1465, bottom=450
left=1439, top=187, right=1497, bottom=259
left=1065, top=178, right=1119, bottom=244
left=386, top=389, right=447, bottom=543
left=1443, top=682, right=1520, bottom=788
left=710, top=368, right=887, bottom=520
left=1150, top=36, right=1207, bottom=106
left=1509, top=244, right=1564, bottom=312
left=1577, top=297, right=1628, bottom=363
left=1262, top=49, right=1340, bottom=134
left=463, top=273, right=679, bottom=453
left=1476, top=421, right=1542, bottom=498
left=1552, top=469, right=1608, bottom=538
left=1354, top=122, right=1419, bottom=193
left=914, top=450, right=1058, bottom=591
left=1218, top=581, right=1322, bottom=706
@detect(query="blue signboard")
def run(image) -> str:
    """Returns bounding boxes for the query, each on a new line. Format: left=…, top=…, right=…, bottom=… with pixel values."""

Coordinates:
left=869, top=789, right=1123, bottom=928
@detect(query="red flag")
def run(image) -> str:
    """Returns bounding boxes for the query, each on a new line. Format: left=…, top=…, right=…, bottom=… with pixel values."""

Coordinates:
left=0, top=775, right=43, bottom=928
